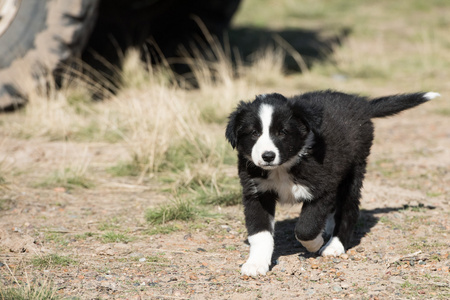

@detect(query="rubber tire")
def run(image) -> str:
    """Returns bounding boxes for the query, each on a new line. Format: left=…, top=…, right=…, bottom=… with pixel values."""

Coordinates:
left=0, top=0, right=99, bottom=110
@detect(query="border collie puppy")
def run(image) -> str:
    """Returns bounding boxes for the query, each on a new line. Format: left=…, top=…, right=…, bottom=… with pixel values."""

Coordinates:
left=225, top=90, right=440, bottom=276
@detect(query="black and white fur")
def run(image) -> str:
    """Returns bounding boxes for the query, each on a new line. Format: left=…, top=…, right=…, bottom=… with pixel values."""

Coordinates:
left=225, top=90, right=440, bottom=276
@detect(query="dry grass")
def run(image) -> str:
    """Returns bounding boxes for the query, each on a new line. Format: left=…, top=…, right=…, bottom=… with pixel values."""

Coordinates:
left=2, top=43, right=287, bottom=197
left=1, top=0, right=448, bottom=210
left=34, top=150, right=94, bottom=190
left=1, top=263, right=59, bottom=300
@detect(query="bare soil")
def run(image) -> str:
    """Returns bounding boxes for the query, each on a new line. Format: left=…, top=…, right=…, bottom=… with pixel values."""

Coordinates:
left=1, top=103, right=449, bottom=299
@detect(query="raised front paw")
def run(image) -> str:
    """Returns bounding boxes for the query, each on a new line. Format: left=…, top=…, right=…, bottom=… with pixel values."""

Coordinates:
left=320, top=237, right=345, bottom=257
left=241, top=261, right=270, bottom=276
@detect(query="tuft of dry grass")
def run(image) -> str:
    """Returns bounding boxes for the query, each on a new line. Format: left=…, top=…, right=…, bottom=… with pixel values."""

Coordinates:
left=1, top=263, right=59, bottom=300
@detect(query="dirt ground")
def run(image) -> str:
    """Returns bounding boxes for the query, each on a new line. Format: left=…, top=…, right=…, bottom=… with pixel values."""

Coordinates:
left=1, top=100, right=449, bottom=299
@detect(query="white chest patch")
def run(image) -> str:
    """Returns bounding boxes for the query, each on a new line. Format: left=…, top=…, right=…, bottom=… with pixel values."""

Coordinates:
left=255, top=167, right=313, bottom=204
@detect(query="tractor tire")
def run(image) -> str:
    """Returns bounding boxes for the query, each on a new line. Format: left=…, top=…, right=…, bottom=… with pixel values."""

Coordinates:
left=0, top=0, right=99, bottom=110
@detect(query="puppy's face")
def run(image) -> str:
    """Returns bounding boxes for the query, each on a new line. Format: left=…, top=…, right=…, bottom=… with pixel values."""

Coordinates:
left=226, top=94, right=310, bottom=169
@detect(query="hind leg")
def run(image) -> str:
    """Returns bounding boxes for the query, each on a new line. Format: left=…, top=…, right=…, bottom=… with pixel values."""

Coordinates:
left=320, top=165, right=364, bottom=256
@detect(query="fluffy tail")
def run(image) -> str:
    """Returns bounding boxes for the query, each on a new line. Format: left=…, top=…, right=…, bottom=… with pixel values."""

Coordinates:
left=369, top=92, right=440, bottom=118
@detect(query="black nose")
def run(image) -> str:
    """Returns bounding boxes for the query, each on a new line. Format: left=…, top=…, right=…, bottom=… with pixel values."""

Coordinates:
left=262, top=151, right=276, bottom=162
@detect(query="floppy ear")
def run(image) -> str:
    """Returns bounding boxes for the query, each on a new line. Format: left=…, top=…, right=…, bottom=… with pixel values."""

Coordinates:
left=225, top=111, right=238, bottom=149
left=289, top=97, right=325, bottom=163
left=225, top=101, right=247, bottom=149
left=289, top=97, right=323, bottom=135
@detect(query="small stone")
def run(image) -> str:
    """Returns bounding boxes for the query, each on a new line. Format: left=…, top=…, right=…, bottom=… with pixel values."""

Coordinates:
left=386, top=286, right=395, bottom=293
left=197, top=248, right=206, bottom=252
left=390, top=277, right=405, bottom=285
left=105, top=249, right=115, bottom=256
left=356, top=246, right=365, bottom=253
left=221, top=225, right=232, bottom=232
left=347, top=249, right=357, bottom=256
left=311, top=264, right=319, bottom=269
left=189, top=274, right=198, bottom=281
left=95, top=245, right=114, bottom=255
left=340, top=254, right=349, bottom=260
left=200, top=262, right=208, bottom=268
left=139, top=257, right=146, bottom=262
left=332, top=285, right=343, bottom=292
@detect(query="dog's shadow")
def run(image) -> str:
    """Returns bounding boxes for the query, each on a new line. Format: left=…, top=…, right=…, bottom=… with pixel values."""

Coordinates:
left=271, top=204, right=437, bottom=263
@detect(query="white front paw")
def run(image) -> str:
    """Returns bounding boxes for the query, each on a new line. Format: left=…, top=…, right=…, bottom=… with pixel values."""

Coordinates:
left=320, top=237, right=345, bottom=257
left=241, top=231, right=274, bottom=276
left=241, top=261, right=270, bottom=276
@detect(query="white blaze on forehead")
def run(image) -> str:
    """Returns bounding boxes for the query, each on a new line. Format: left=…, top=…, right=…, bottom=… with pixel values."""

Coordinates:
left=251, top=104, right=280, bottom=167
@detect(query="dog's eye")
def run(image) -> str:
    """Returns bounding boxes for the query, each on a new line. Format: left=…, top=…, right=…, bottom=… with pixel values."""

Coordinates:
left=251, top=130, right=260, bottom=137
left=278, top=129, right=288, bottom=136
